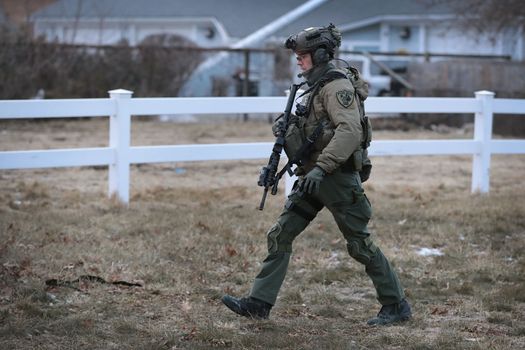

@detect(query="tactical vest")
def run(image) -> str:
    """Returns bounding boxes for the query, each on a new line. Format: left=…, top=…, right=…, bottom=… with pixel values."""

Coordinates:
left=284, top=66, right=373, bottom=181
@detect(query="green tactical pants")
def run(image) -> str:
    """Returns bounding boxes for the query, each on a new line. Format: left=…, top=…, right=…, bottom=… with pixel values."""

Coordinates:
left=250, top=170, right=405, bottom=306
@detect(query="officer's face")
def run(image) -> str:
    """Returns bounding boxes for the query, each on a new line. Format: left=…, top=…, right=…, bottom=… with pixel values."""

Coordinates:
left=296, top=52, right=313, bottom=72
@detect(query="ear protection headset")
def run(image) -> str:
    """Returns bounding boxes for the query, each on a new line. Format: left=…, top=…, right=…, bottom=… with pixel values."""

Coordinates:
left=312, top=46, right=330, bottom=65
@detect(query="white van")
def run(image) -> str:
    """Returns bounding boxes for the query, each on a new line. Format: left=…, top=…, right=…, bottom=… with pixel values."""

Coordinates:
left=339, top=54, right=411, bottom=96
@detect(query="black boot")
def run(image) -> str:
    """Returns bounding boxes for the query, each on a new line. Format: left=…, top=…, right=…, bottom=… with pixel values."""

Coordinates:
left=221, top=295, right=272, bottom=320
left=367, top=299, right=412, bottom=326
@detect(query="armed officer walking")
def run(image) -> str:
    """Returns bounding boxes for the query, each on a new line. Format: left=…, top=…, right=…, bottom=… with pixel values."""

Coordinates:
left=222, top=24, right=411, bottom=326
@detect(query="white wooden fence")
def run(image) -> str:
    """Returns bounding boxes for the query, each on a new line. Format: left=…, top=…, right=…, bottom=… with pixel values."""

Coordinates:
left=1, top=89, right=524, bottom=204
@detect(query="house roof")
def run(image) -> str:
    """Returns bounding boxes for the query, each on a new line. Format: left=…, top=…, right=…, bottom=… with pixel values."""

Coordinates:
left=32, top=0, right=305, bottom=38
left=32, top=0, right=451, bottom=39
left=275, top=0, right=451, bottom=37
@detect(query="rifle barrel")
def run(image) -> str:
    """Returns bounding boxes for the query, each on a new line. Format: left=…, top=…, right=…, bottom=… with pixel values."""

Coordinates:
left=258, top=187, right=269, bottom=210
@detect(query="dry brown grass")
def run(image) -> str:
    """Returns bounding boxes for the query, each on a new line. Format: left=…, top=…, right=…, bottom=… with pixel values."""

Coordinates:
left=1, top=118, right=524, bottom=349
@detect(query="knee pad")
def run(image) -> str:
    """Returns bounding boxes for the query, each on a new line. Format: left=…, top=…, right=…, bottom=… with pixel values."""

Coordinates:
left=347, top=237, right=377, bottom=265
left=266, top=223, right=281, bottom=254
left=266, top=222, right=293, bottom=254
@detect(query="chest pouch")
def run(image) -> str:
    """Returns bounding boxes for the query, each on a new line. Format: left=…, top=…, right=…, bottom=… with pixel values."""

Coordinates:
left=284, top=118, right=306, bottom=161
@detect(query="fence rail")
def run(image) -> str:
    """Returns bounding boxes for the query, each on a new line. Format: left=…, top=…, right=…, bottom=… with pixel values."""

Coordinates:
left=1, top=89, right=524, bottom=204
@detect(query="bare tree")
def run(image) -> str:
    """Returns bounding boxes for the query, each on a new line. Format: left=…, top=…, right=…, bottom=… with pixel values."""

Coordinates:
left=421, top=0, right=525, bottom=35
left=137, top=34, right=203, bottom=97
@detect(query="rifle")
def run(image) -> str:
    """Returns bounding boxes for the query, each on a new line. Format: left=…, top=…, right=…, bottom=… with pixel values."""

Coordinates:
left=257, top=82, right=305, bottom=210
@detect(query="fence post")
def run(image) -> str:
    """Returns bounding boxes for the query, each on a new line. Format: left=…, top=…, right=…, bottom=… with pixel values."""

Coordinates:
left=108, top=89, right=133, bottom=204
left=471, top=90, right=495, bottom=194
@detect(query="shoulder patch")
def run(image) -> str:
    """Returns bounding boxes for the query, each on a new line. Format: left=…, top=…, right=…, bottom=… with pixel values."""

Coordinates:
left=336, top=90, right=353, bottom=108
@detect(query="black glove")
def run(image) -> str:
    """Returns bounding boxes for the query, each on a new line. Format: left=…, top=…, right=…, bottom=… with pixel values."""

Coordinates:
left=272, top=115, right=285, bottom=137
left=300, top=166, right=325, bottom=195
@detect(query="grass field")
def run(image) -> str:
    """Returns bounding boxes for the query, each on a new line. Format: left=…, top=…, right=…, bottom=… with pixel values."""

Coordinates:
left=1, top=118, right=524, bottom=349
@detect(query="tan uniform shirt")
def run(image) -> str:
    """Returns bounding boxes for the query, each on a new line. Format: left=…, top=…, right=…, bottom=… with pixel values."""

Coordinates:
left=302, top=70, right=363, bottom=174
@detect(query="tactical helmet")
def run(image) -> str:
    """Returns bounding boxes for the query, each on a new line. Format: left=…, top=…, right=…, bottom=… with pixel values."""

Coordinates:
left=285, top=23, right=342, bottom=65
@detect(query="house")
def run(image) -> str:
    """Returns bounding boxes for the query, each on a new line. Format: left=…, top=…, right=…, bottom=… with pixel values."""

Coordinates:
left=30, top=0, right=524, bottom=97
left=30, top=0, right=308, bottom=47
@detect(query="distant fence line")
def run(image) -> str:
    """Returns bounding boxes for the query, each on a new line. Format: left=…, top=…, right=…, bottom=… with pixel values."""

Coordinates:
left=7, top=41, right=512, bottom=60
left=0, top=90, right=524, bottom=204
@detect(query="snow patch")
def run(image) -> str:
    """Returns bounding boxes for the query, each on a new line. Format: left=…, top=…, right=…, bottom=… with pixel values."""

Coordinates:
left=416, top=247, right=444, bottom=257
